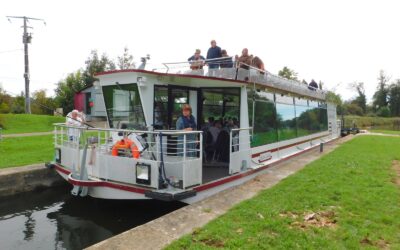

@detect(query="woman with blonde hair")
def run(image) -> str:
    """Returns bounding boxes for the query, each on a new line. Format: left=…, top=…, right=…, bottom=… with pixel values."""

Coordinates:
left=176, top=104, right=197, bottom=157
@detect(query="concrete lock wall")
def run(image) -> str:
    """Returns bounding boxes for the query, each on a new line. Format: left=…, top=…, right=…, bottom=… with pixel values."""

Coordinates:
left=0, top=164, right=65, bottom=199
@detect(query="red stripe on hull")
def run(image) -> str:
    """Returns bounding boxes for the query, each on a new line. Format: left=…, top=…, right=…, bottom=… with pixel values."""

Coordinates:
left=251, top=134, right=328, bottom=158
left=53, top=136, right=337, bottom=197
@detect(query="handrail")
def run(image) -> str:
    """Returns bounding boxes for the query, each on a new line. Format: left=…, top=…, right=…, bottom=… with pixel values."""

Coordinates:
left=231, top=127, right=253, bottom=132
left=163, top=56, right=234, bottom=65
left=54, top=123, right=202, bottom=135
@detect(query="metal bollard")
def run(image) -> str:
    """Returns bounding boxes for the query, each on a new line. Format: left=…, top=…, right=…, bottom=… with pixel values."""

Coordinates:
left=320, top=142, right=324, bottom=153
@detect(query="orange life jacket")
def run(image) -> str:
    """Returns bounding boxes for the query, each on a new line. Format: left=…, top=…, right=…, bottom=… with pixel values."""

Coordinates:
left=111, top=138, right=140, bottom=159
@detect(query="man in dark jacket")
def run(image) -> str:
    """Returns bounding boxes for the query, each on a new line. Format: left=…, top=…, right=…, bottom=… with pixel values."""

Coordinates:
left=308, top=79, right=319, bottom=91
left=206, top=40, right=222, bottom=69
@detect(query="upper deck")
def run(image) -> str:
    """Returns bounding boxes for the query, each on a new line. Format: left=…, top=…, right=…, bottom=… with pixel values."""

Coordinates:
left=96, top=58, right=326, bottom=101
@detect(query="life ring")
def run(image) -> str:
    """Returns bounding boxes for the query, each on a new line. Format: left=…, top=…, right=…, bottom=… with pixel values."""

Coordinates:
left=111, top=138, right=140, bottom=159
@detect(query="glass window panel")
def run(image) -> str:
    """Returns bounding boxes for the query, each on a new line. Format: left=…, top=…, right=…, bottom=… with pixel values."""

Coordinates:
left=295, top=98, right=308, bottom=106
left=252, top=100, right=277, bottom=147
left=202, top=88, right=240, bottom=127
left=254, top=90, right=274, bottom=102
left=154, top=86, right=168, bottom=129
left=296, top=105, right=312, bottom=136
left=102, top=84, right=146, bottom=129
left=276, top=103, right=297, bottom=141
left=275, top=94, right=294, bottom=105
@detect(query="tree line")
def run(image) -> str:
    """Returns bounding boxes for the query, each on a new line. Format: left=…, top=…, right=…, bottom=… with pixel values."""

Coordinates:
left=0, top=47, right=135, bottom=115
left=278, top=66, right=400, bottom=118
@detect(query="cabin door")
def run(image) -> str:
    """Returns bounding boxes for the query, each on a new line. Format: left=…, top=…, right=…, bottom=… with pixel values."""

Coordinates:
left=154, top=85, right=198, bottom=154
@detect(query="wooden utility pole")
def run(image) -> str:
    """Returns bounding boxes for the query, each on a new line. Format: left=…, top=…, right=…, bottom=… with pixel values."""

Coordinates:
left=6, top=16, right=45, bottom=114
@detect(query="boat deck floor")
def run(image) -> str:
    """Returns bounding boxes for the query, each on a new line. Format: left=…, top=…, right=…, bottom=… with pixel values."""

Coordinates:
left=202, top=162, right=230, bottom=183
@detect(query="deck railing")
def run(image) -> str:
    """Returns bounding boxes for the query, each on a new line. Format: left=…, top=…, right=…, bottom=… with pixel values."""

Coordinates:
left=229, top=127, right=253, bottom=174
left=53, top=123, right=203, bottom=189
left=153, top=57, right=326, bottom=100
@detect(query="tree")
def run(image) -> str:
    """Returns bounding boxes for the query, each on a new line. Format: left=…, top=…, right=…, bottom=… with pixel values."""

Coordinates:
left=31, top=89, right=56, bottom=115
left=349, top=82, right=367, bottom=114
left=372, top=70, right=390, bottom=111
left=343, top=102, right=364, bottom=116
left=326, top=91, right=343, bottom=114
left=0, top=88, right=12, bottom=113
left=117, top=47, right=135, bottom=70
left=388, top=80, right=400, bottom=116
left=82, top=50, right=116, bottom=86
left=55, top=71, right=85, bottom=115
left=10, top=92, right=25, bottom=114
left=278, top=66, right=298, bottom=81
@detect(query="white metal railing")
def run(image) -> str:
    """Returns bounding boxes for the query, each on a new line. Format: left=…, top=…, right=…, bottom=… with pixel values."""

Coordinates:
left=53, top=123, right=203, bottom=189
left=151, top=57, right=326, bottom=100
left=230, top=127, right=252, bottom=153
left=229, top=127, right=253, bottom=173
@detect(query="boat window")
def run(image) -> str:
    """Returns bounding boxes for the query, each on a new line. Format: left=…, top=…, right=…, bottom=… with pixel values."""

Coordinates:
left=252, top=99, right=278, bottom=147
left=154, top=86, right=169, bottom=129
left=296, top=99, right=328, bottom=135
left=102, top=84, right=146, bottom=129
left=276, top=103, right=297, bottom=141
left=201, top=88, right=240, bottom=127
left=275, top=94, right=294, bottom=105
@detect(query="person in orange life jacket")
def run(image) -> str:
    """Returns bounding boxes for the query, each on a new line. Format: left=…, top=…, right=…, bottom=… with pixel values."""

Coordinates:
left=112, top=126, right=140, bottom=158
left=176, top=104, right=197, bottom=157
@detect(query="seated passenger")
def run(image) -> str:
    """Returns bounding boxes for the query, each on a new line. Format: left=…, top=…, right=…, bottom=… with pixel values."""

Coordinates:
left=208, top=121, right=222, bottom=144
left=236, top=48, right=253, bottom=70
left=220, top=50, right=234, bottom=68
left=206, top=40, right=222, bottom=69
left=188, top=49, right=205, bottom=70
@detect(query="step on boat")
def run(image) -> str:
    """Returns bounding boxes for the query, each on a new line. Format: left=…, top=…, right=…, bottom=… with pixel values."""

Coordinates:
left=49, top=58, right=340, bottom=204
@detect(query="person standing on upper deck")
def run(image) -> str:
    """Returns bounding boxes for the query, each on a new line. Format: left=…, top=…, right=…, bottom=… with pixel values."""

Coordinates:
left=206, top=40, right=222, bottom=69
left=236, top=48, right=253, bottom=70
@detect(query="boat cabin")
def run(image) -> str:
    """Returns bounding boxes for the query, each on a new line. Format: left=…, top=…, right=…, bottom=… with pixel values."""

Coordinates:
left=51, top=59, right=339, bottom=203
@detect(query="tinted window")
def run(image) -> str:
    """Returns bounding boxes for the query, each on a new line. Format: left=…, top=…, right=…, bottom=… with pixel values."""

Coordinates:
left=102, top=84, right=146, bottom=129
left=276, top=102, right=297, bottom=141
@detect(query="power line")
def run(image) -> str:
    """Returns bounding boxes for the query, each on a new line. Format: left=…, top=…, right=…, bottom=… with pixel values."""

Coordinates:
left=0, top=49, right=23, bottom=54
left=6, top=15, right=46, bottom=114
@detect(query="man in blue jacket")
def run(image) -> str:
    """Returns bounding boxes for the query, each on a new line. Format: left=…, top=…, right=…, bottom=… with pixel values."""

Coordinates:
left=207, top=40, right=222, bottom=69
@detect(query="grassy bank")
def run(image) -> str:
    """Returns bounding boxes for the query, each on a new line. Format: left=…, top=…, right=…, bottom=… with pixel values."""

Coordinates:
left=344, top=115, right=400, bottom=130
left=167, top=136, right=400, bottom=249
left=0, top=135, right=54, bottom=168
left=0, top=114, right=64, bottom=134
left=370, top=129, right=400, bottom=136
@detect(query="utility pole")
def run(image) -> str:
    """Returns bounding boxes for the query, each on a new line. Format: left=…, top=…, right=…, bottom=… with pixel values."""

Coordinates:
left=6, top=16, right=45, bottom=114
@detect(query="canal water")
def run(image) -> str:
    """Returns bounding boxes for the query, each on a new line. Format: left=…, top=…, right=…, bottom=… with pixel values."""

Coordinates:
left=0, top=186, right=185, bottom=250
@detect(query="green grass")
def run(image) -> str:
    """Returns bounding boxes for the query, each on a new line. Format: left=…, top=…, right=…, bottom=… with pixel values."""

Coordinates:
left=370, top=129, right=400, bottom=136
left=344, top=115, right=400, bottom=129
left=166, top=136, right=400, bottom=249
left=0, top=135, right=54, bottom=168
left=0, top=114, right=64, bottom=134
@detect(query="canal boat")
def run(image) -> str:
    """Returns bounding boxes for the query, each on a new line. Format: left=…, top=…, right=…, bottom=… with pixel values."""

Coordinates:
left=49, top=58, right=340, bottom=204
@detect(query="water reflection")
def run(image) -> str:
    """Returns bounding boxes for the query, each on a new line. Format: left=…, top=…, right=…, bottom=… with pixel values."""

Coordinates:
left=0, top=186, right=185, bottom=250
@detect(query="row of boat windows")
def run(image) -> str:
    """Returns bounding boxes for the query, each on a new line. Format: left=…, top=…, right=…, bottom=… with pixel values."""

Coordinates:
left=248, top=90, right=328, bottom=147
left=101, top=83, right=328, bottom=148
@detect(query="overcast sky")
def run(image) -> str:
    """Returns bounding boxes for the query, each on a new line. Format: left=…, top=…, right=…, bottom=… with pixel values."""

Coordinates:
left=1, top=0, right=400, bottom=102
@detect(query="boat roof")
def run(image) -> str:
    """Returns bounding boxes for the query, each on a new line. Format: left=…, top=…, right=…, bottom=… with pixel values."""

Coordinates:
left=96, top=62, right=326, bottom=101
